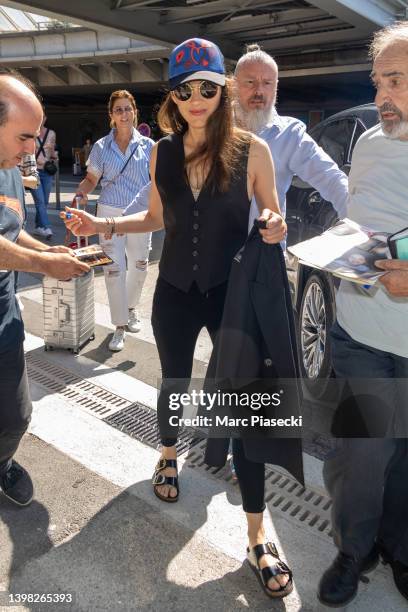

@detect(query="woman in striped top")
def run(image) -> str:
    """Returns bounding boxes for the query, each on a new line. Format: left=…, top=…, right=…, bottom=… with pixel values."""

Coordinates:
left=75, top=90, right=154, bottom=351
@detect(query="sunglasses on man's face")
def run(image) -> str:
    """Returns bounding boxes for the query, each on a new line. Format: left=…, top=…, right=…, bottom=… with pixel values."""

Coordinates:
left=173, top=81, right=220, bottom=101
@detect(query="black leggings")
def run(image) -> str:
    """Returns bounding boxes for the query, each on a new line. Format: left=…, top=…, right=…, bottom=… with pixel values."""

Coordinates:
left=151, top=277, right=265, bottom=513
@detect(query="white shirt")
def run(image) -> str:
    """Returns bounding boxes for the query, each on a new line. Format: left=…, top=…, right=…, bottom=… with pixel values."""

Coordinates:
left=336, top=124, right=408, bottom=357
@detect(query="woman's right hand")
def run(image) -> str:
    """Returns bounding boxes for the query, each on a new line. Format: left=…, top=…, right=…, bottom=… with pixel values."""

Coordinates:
left=75, top=191, right=88, bottom=206
left=60, top=207, right=98, bottom=237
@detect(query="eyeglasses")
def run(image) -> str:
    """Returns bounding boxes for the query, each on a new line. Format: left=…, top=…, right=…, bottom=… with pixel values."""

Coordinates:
left=112, top=106, right=134, bottom=115
left=173, top=81, right=220, bottom=102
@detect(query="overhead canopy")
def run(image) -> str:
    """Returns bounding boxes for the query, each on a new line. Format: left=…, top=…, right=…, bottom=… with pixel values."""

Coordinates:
left=0, top=0, right=406, bottom=95
left=1, top=0, right=407, bottom=60
left=0, top=5, right=55, bottom=31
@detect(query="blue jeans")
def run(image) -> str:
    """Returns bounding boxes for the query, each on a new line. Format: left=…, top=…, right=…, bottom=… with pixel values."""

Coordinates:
left=30, top=169, right=53, bottom=228
left=0, top=344, right=32, bottom=475
left=323, top=321, right=408, bottom=562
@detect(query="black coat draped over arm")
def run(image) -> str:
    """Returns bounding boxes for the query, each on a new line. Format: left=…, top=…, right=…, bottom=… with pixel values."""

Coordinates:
left=204, top=225, right=304, bottom=485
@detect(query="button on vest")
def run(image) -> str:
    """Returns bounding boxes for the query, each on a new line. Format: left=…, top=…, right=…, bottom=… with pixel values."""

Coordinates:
left=156, top=133, right=251, bottom=293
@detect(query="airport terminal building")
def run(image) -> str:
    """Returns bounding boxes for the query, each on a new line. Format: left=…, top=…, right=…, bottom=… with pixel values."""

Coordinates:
left=0, top=0, right=406, bottom=161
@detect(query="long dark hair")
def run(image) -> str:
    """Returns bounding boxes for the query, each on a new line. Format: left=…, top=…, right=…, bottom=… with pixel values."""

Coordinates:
left=157, top=77, right=250, bottom=192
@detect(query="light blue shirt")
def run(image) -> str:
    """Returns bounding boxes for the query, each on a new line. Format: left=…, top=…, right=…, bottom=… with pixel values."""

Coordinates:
left=126, top=115, right=349, bottom=226
left=248, top=114, right=348, bottom=227
left=124, top=181, right=151, bottom=216
left=87, top=127, right=153, bottom=210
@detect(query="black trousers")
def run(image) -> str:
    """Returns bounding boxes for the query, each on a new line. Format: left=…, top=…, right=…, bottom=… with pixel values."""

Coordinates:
left=324, top=438, right=408, bottom=563
left=151, top=277, right=266, bottom=513
left=0, top=343, right=32, bottom=475
left=325, top=322, right=408, bottom=563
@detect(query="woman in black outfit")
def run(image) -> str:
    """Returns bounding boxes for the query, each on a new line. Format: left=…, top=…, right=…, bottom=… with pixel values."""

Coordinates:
left=63, top=38, right=294, bottom=599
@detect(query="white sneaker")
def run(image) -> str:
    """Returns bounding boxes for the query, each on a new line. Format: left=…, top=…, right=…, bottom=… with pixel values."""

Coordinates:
left=33, top=227, right=48, bottom=237
left=44, top=227, right=53, bottom=238
left=127, top=308, right=141, bottom=333
left=108, top=328, right=126, bottom=351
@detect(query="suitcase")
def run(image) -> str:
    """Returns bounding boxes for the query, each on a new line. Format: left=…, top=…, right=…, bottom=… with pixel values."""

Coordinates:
left=73, top=151, right=82, bottom=176
left=43, top=230, right=95, bottom=354
left=72, top=162, right=82, bottom=176
left=43, top=270, right=95, bottom=354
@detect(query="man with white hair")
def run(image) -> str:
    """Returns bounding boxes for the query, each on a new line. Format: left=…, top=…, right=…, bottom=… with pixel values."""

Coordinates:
left=0, top=70, right=89, bottom=506
left=234, top=44, right=349, bottom=227
left=318, top=22, right=408, bottom=606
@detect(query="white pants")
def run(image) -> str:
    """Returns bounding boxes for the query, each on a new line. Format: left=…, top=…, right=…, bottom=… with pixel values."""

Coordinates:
left=98, top=203, right=151, bottom=326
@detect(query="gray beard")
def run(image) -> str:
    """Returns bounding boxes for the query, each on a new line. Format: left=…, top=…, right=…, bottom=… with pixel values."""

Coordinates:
left=234, top=102, right=278, bottom=134
left=381, top=118, right=408, bottom=140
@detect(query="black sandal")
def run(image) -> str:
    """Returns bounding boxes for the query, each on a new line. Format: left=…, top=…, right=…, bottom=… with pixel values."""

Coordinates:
left=152, top=458, right=179, bottom=503
left=246, top=542, right=293, bottom=599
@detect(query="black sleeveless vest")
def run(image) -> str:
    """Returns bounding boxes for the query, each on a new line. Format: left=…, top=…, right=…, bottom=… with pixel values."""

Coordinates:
left=155, top=133, right=251, bottom=293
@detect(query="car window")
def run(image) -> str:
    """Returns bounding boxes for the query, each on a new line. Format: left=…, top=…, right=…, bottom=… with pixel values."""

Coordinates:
left=317, top=119, right=357, bottom=167
left=309, top=124, right=325, bottom=142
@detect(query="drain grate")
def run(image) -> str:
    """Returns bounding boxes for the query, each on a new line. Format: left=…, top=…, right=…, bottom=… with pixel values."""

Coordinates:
left=184, top=440, right=333, bottom=539
left=26, top=352, right=132, bottom=419
left=105, top=403, right=201, bottom=454
left=27, top=351, right=332, bottom=539
left=26, top=351, right=200, bottom=453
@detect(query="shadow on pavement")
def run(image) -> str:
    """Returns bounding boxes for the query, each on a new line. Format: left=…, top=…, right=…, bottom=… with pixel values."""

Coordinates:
left=6, top=481, right=285, bottom=612
left=0, top=500, right=52, bottom=580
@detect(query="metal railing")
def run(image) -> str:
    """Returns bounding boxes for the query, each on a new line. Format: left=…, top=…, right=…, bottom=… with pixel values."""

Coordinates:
left=55, top=164, right=61, bottom=210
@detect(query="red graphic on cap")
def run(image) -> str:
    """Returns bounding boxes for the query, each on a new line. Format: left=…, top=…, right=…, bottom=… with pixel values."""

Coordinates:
left=176, top=40, right=214, bottom=70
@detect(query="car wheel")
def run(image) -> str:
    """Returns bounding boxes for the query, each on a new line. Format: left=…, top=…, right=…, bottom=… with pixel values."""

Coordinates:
left=298, top=273, right=335, bottom=398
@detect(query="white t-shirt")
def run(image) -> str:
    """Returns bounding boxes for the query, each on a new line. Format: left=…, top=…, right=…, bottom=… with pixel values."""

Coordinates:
left=336, top=124, right=408, bottom=357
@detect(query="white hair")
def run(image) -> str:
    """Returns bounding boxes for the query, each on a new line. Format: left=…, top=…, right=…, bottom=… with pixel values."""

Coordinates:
left=235, top=43, right=278, bottom=75
left=370, top=20, right=408, bottom=59
left=234, top=102, right=278, bottom=133
left=382, top=119, right=408, bottom=140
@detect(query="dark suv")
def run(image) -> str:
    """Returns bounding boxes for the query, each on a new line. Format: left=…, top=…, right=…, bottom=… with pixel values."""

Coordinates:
left=285, top=104, right=379, bottom=397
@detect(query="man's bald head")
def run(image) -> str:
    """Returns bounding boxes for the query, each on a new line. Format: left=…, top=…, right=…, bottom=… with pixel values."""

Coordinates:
left=0, top=72, right=43, bottom=168
left=0, top=72, right=42, bottom=126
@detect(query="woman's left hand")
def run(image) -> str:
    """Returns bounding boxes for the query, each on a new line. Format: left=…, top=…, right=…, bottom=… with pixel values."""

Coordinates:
left=257, top=209, right=287, bottom=244
left=60, top=207, right=99, bottom=237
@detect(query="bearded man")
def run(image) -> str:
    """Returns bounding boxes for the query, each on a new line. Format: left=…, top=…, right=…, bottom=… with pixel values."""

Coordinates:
left=317, top=22, right=408, bottom=607
left=233, top=44, right=348, bottom=227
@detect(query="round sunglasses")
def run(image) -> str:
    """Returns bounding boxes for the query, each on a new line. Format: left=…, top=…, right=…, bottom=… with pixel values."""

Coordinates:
left=173, top=81, right=220, bottom=102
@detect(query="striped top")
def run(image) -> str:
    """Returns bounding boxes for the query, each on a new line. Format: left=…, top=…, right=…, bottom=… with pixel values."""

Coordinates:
left=18, top=154, right=39, bottom=184
left=87, top=127, right=154, bottom=210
